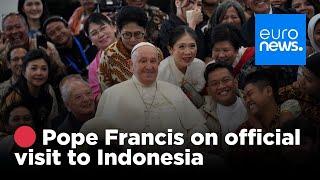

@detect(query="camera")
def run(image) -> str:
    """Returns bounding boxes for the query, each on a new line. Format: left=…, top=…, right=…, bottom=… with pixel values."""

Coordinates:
left=97, top=0, right=122, bottom=13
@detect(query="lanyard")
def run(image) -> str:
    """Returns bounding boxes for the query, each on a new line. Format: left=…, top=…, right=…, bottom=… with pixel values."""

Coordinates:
left=65, top=37, right=90, bottom=73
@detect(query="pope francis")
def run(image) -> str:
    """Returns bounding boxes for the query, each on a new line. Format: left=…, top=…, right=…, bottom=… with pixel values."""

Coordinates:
left=91, top=42, right=208, bottom=136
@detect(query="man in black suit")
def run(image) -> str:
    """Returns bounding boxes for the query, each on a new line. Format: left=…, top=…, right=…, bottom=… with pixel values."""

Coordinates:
left=242, top=0, right=296, bottom=46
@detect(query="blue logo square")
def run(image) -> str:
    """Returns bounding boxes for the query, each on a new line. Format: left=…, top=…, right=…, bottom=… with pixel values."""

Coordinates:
left=255, top=14, right=306, bottom=65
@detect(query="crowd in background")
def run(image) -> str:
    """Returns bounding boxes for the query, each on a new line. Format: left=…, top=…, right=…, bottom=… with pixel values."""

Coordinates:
left=0, top=0, right=320, bottom=169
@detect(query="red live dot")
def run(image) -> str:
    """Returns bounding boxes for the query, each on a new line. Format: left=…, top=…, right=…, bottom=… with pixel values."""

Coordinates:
left=14, top=126, right=36, bottom=148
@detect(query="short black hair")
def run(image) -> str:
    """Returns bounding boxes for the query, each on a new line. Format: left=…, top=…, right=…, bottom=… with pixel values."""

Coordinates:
left=6, top=45, right=28, bottom=62
left=83, top=13, right=114, bottom=37
left=1, top=102, right=32, bottom=126
left=210, top=23, right=246, bottom=50
left=204, top=62, right=234, bottom=83
left=244, top=70, right=279, bottom=101
left=116, top=6, right=148, bottom=31
left=22, top=49, right=51, bottom=74
left=168, top=25, right=198, bottom=48
left=42, top=16, right=68, bottom=33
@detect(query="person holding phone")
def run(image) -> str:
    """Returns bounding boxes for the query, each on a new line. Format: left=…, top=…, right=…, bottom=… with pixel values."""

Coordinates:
left=158, top=0, right=208, bottom=60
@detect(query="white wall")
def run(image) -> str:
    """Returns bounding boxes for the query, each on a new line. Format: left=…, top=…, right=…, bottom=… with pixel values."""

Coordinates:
left=0, top=0, right=18, bottom=30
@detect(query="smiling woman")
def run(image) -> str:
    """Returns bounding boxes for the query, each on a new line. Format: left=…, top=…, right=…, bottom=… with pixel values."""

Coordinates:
left=158, top=26, right=206, bottom=107
left=285, top=0, right=317, bottom=19
left=18, top=0, right=49, bottom=37
left=0, top=49, right=58, bottom=134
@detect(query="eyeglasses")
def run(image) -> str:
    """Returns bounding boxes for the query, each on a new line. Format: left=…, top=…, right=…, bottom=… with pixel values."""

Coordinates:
left=208, top=77, right=233, bottom=88
left=121, top=31, right=145, bottom=39
left=89, top=24, right=111, bottom=38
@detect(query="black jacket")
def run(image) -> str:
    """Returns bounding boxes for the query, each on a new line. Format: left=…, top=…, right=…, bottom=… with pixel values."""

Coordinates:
left=57, top=32, right=98, bottom=78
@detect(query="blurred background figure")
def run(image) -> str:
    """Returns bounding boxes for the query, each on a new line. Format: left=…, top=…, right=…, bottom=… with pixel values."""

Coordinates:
left=18, top=0, right=49, bottom=37
left=211, top=0, right=246, bottom=29
left=308, top=13, right=320, bottom=52
left=280, top=99, right=302, bottom=126
left=285, top=0, right=317, bottom=19
left=69, top=0, right=98, bottom=35
left=159, top=0, right=208, bottom=60
left=271, top=0, right=287, bottom=8
left=124, top=0, right=168, bottom=44
left=0, top=46, right=27, bottom=100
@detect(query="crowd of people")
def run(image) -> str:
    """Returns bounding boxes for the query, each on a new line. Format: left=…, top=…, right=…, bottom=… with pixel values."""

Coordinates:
left=0, top=0, right=320, bottom=169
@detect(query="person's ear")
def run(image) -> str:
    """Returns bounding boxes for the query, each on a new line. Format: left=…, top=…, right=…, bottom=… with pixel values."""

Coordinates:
left=206, top=86, right=212, bottom=96
left=129, top=59, right=133, bottom=72
left=6, top=60, right=11, bottom=70
left=234, top=78, right=239, bottom=89
left=265, top=86, right=273, bottom=97
left=22, top=69, right=26, bottom=78
left=168, top=46, right=173, bottom=55
left=64, top=100, right=72, bottom=112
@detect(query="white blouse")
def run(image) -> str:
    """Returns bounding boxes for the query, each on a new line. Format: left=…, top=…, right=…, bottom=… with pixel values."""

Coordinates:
left=157, top=56, right=206, bottom=92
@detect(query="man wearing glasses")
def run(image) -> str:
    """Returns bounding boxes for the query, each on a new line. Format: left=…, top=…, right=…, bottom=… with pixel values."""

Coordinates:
left=99, top=6, right=163, bottom=91
left=200, top=62, right=247, bottom=149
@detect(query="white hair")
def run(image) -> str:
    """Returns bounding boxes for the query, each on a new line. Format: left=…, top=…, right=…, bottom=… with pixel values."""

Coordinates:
left=59, top=74, right=90, bottom=103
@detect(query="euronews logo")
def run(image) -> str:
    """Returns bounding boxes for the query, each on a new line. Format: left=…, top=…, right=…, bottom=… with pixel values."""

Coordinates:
left=255, top=14, right=306, bottom=65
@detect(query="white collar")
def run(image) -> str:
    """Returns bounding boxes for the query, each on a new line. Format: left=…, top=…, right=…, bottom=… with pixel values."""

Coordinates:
left=132, top=75, right=157, bottom=88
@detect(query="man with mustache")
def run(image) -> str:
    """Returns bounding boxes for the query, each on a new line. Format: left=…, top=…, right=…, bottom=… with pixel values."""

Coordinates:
left=92, top=42, right=208, bottom=135
left=242, top=0, right=296, bottom=46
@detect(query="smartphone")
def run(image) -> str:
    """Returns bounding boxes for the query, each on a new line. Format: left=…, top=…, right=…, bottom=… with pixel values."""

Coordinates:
left=36, top=35, right=47, bottom=49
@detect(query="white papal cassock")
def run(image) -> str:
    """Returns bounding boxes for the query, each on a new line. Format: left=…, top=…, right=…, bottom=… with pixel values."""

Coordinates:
left=92, top=75, right=208, bottom=135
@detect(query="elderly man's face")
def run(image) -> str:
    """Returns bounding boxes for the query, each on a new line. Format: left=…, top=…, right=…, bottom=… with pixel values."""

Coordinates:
left=132, top=46, right=159, bottom=86
left=3, top=15, right=29, bottom=47
left=249, top=0, right=271, bottom=14
left=66, top=81, right=95, bottom=120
